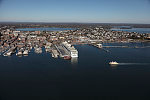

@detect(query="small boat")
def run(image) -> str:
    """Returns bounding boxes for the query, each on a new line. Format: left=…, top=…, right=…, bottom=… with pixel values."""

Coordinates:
left=23, top=50, right=29, bottom=55
left=109, top=61, right=119, bottom=65
left=16, top=51, right=22, bottom=56
left=64, top=56, right=71, bottom=60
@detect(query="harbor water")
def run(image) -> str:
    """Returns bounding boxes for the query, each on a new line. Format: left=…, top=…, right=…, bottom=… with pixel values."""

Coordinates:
left=111, top=28, right=150, bottom=34
left=0, top=43, right=150, bottom=99
left=16, top=27, right=75, bottom=31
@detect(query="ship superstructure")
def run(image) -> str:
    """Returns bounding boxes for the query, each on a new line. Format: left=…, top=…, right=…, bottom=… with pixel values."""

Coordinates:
left=62, top=42, right=78, bottom=58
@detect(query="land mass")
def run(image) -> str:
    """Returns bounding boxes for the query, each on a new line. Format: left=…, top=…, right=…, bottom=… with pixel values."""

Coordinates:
left=0, top=22, right=150, bottom=58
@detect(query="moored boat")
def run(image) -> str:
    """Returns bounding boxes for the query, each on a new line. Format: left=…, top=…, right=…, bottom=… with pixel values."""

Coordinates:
left=64, top=56, right=71, bottom=60
left=16, top=51, right=22, bottom=56
left=23, top=50, right=29, bottom=55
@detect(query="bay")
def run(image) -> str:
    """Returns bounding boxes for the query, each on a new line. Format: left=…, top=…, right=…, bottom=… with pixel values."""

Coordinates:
left=16, top=27, right=75, bottom=31
left=111, top=28, right=150, bottom=33
left=0, top=43, right=150, bottom=99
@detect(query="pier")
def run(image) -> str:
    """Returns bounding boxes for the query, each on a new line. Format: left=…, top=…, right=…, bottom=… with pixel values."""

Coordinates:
left=55, top=44, right=70, bottom=58
left=103, top=46, right=128, bottom=48
left=51, top=50, right=59, bottom=58
left=3, top=46, right=16, bottom=56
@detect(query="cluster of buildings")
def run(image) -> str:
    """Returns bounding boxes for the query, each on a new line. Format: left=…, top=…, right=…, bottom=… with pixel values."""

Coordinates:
left=82, top=27, right=150, bottom=43
left=0, top=25, right=150, bottom=59
left=0, top=26, right=79, bottom=60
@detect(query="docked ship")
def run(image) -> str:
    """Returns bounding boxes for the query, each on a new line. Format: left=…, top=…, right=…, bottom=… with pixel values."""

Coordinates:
left=70, top=46, right=78, bottom=58
left=62, top=42, right=78, bottom=58
left=16, top=51, right=22, bottom=56
left=23, top=50, right=29, bottom=56
left=16, top=48, right=24, bottom=56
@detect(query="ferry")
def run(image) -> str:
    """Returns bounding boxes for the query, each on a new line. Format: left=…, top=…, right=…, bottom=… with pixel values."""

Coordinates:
left=109, top=61, right=119, bottom=65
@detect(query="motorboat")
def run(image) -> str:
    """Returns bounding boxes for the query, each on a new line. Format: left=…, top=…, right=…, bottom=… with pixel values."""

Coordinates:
left=109, top=61, right=119, bottom=65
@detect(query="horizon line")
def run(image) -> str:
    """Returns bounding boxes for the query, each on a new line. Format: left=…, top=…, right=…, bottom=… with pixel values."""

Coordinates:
left=0, top=21, right=150, bottom=25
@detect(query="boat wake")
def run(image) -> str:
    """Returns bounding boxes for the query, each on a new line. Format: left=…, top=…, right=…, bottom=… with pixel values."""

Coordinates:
left=118, top=63, right=149, bottom=65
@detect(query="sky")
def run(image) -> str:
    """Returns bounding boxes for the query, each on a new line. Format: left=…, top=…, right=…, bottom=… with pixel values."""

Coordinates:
left=0, top=0, right=150, bottom=24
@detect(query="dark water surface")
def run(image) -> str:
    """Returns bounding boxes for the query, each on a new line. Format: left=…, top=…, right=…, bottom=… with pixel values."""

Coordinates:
left=0, top=44, right=150, bottom=99
left=111, top=28, right=150, bottom=33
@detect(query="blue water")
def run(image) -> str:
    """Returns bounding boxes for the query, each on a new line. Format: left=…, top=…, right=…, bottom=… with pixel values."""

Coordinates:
left=113, top=26, right=132, bottom=29
left=111, top=28, right=150, bottom=33
left=0, top=43, right=150, bottom=99
left=16, top=27, right=75, bottom=31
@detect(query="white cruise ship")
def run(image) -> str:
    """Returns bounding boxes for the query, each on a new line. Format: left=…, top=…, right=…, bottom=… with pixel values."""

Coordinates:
left=70, top=46, right=78, bottom=58
left=62, top=42, right=78, bottom=58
